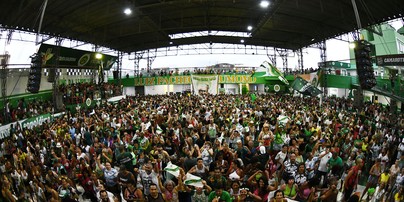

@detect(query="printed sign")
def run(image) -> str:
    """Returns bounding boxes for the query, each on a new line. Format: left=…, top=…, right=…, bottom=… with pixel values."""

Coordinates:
left=38, top=44, right=117, bottom=70
left=376, top=54, right=404, bottom=66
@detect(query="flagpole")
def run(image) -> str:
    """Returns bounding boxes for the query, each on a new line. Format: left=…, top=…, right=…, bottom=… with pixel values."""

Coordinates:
left=320, top=94, right=323, bottom=108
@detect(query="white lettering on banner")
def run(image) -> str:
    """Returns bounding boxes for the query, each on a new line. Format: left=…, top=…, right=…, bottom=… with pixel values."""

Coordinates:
left=0, top=124, right=10, bottom=139
left=0, top=119, right=25, bottom=140
left=384, top=58, right=404, bottom=63
left=22, top=115, right=51, bottom=129
left=0, top=113, right=63, bottom=139
left=300, top=83, right=311, bottom=92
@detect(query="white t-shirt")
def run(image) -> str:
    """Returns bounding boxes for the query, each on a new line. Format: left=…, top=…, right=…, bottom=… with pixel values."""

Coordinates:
left=318, top=151, right=332, bottom=172
left=305, top=157, right=318, bottom=179
left=139, top=170, right=160, bottom=195
left=275, top=151, right=287, bottom=167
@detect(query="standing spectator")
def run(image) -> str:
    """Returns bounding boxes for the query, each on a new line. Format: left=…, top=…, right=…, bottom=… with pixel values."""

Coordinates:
left=344, top=158, right=363, bottom=201
left=96, top=155, right=119, bottom=197
left=208, top=183, right=232, bottom=202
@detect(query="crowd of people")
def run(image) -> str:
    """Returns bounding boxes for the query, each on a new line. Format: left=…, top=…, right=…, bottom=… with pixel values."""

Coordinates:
left=0, top=82, right=122, bottom=125
left=59, top=82, right=121, bottom=105
left=0, top=99, right=53, bottom=125
left=284, top=68, right=319, bottom=76
left=136, top=68, right=254, bottom=78
left=0, top=93, right=403, bottom=202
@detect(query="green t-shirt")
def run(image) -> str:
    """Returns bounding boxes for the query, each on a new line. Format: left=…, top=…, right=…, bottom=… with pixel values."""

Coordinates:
left=208, top=190, right=232, bottom=202
left=327, top=156, right=343, bottom=171
left=117, top=151, right=134, bottom=171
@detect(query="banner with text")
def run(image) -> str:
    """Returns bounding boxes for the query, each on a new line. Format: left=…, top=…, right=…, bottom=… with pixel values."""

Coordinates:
left=21, top=113, right=51, bottom=129
left=0, top=120, right=25, bottom=140
left=376, top=54, right=404, bottom=66
left=38, top=44, right=117, bottom=70
left=191, top=74, right=219, bottom=95
left=134, top=74, right=260, bottom=86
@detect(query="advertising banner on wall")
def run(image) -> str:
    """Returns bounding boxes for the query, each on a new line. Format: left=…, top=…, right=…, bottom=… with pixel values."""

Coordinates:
left=191, top=75, right=219, bottom=95
left=38, top=44, right=117, bottom=70
left=21, top=113, right=51, bottom=129
left=376, top=54, right=404, bottom=66
left=134, top=74, right=261, bottom=86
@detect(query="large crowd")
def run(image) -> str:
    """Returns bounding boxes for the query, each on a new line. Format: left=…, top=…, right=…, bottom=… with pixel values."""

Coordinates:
left=136, top=68, right=254, bottom=78
left=0, top=83, right=121, bottom=126
left=0, top=93, right=403, bottom=202
left=1, top=99, right=53, bottom=125
left=59, top=83, right=121, bottom=105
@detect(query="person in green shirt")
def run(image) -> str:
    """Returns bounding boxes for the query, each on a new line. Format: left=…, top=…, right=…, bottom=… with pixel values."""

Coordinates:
left=208, top=184, right=232, bottom=202
left=117, top=145, right=134, bottom=173
left=327, top=150, right=343, bottom=176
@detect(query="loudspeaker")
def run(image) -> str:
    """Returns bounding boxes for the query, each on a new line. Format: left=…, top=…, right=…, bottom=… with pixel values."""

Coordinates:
left=113, top=71, right=119, bottom=79
left=354, top=40, right=376, bottom=90
left=27, top=54, right=42, bottom=93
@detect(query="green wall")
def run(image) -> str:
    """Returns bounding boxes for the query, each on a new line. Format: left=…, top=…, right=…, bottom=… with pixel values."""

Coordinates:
left=0, top=90, right=53, bottom=109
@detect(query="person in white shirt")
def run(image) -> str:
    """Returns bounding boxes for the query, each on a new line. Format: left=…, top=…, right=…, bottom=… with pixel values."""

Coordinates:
left=275, top=145, right=288, bottom=170
left=138, top=162, right=160, bottom=196
left=305, top=152, right=318, bottom=180
left=316, top=146, right=332, bottom=187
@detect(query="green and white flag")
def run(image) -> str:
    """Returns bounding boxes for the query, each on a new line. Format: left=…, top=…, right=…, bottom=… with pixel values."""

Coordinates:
left=310, top=69, right=323, bottom=87
left=156, top=124, right=163, bottom=135
left=164, top=162, right=180, bottom=178
left=260, top=61, right=289, bottom=85
left=278, top=115, right=290, bottom=126
left=184, top=173, right=203, bottom=188
left=250, top=93, right=257, bottom=102
left=291, top=77, right=322, bottom=97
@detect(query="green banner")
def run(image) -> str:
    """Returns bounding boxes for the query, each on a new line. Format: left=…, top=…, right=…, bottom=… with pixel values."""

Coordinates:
left=21, top=113, right=51, bottom=129
left=318, top=61, right=351, bottom=68
left=291, top=77, right=322, bottom=97
left=134, top=74, right=262, bottom=86
left=38, top=44, right=117, bottom=70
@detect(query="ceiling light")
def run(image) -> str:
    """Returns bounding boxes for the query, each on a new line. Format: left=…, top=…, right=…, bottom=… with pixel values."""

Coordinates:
left=124, top=8, right=132, bottom=15
left=247, top=26, right=253, bottom=31
left=240, top=39, right=245, bottom=43
left=260, top=1, right=270, bottom=8
left=95, top=53, right=103, bottom=59
left=349, top=43, right=356, bottom=49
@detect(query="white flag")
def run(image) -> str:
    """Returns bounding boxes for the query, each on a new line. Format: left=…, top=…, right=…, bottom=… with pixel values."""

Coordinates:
left=184, top=173, right=203, bottom=188
left=163, top=162, right=180, bottom=178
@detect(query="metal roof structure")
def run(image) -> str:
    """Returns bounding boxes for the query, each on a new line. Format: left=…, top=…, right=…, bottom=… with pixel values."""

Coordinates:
left=0, top=0, right=403, bottom=53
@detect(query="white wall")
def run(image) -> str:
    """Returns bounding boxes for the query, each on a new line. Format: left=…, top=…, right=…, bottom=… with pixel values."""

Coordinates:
left=123, top=87, right=136, bottom=96
left=171, top=84, right=191, bottom=93
left=3, top=68, right=96, bottom=97
left=5, top=70, right=53, bottom=96
left=222, top=84, right=240, bottom=94
left=256, top=84, right=266, bottom=94
left=145, top=85, right=168, bottom=95
left=248, top=84, right=265, bottom=94
left=327, top=88, right=349, bottom=98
